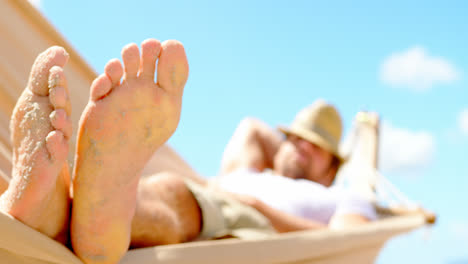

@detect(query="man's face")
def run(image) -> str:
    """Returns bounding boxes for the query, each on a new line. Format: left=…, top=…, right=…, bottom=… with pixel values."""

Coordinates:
left=273, top=134, right=335, bottom=186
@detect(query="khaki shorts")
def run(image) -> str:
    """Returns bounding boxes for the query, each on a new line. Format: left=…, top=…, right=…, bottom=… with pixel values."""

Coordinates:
left=184, top=179, right=276, bottom=240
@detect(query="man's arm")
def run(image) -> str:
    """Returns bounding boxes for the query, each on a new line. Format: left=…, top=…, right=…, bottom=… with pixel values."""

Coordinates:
left=328, top=213, right=370, bottom=229
left=328, top=193, right=375, bottom=229
left=220, top=118, right=283, bottom=175
left=234, top=194, right=371, bottom=233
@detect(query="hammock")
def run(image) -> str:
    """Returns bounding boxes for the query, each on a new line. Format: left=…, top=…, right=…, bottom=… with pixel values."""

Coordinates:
left=0, top=0, right=434, bottom=263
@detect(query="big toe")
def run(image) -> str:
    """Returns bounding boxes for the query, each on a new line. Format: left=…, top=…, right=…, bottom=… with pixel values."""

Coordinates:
left=157, top=40, right=189, bottom=94
left=29, top=46, right=69, bottom=96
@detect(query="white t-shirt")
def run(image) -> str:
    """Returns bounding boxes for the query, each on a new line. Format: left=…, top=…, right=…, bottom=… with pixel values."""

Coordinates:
left=216, top=169, right=377, bottom=224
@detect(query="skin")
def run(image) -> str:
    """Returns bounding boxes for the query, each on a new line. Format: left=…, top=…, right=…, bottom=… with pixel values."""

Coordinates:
left=220, top=117, right=369, bottom=232
left=220, top=117, right=336, bottom=182
left=1, top=40, right=368, bottom=264
left=1, top=41, right=195, bottom=264
left=71, top=38, right=189, bottom=264
left=130, top=172, right=201, bottom=248
left=0, top=46, right=72, bottom=243
left=273, top=134, right=336, bottom=186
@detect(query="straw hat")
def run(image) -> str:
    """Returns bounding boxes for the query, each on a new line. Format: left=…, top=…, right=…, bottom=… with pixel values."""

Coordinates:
left=278, top=100, right=344, bottom=163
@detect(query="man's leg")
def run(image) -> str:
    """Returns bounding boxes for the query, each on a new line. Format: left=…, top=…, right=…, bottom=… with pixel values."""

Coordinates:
left=71, top=39, right=189, bottom=264
left=0, top=46, right=72, bottom=243
left=131, top=172, right=201, bottom=248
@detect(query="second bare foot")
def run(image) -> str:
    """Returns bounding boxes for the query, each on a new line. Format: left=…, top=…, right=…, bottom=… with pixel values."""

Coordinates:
left=0, top=46, right=72, bottom=242
left=71, top=39, right=188, bottom=264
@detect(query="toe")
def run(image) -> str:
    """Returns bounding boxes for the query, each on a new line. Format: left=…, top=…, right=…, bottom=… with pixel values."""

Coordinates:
left=104, top=59, right=124, bottom=86
left=45, top=130, right=68, bottom=163
left=50, top=109, right=72, bottom=139
left=48, top=66, right=71, bottom=115
left=29, top=46, right=69, bottom=96
left=140, top=39, right=161, bottom=79
left=49, top=86, right=70, bottom=115
left=90, top=74, right=113, bottom=101
left=157, top=40, right=189, bottom=94
left=122, top=43, right=140, bottom=79
left=48, top=66, right=67, bottom=89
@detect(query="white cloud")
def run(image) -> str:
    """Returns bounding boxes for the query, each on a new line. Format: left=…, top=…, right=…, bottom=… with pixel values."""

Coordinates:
left=380, top=46, right=460, bottom=91
left=458, top=109, right=468, bottom=136
left=28, top=0, right=41, bottom=8
left=379, top=121, right=435, bottom=173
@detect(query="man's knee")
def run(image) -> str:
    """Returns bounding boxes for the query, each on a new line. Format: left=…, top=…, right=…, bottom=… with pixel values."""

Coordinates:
left=139, top=172, right=186, bottom=197
left=138, top=172, right=202, bottom=241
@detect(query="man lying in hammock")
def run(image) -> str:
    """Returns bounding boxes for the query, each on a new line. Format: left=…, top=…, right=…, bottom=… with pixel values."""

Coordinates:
left=213, top=99, right=377, bottom=232
left=0, top=39, right=375, bottom=264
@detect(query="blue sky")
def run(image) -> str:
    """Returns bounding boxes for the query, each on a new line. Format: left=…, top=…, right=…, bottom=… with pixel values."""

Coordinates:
left=32, top=0, right=467, bottom=262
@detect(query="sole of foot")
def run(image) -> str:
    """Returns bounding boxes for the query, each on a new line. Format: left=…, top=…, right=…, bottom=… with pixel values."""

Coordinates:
left=71, top=38, right=188, bottom=264
left=0, top=46, right=72, bottom=241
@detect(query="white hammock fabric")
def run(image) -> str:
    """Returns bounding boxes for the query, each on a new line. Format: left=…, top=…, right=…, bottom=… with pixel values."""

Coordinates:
left=0, top=209, right=426, bottom=264
left=0, top=0, right=433, bottom=263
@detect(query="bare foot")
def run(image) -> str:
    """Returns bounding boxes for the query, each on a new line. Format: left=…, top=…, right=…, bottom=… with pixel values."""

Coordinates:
left=0, top=46, right=72, bottom=242
left=71, top=39, right=188, bottom=264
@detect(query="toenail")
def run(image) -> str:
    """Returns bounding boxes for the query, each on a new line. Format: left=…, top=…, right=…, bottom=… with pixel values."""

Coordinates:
left=49, top=111, right=57, bottom=121
left=49, top=110, right=66, bottom=123
left=49, top=75, right=60, bottom=89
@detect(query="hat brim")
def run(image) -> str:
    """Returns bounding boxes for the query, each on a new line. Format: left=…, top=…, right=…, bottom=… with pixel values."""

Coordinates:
left=278, top=125, right=346, bottom=164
